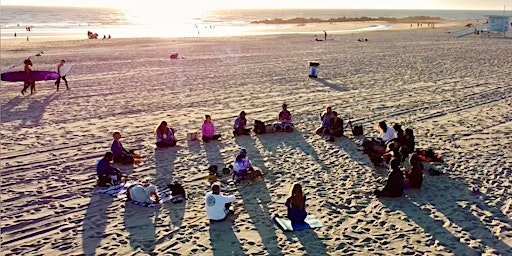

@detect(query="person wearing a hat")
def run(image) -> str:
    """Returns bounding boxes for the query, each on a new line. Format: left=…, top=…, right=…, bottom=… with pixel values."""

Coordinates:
left=278, top=104, right=292, bottom=123
left=233, top=111, right=250, bottom=136
left=233, top=148, right=261, bottom=182
left=205, top=183, right=236, bottom=221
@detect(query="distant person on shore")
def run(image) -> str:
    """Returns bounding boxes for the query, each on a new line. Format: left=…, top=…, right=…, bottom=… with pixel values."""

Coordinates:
left=233, top=111, right=250, bottom=136
left=108, top=34, right=111, bottom=39
left=316, top=106, right=333, bottom=135
left=14, top=32, right=16, bottom=38
left=21, top=59, right=35, bottom=95
left=111, top=132, right=140, bottom=164
left=96, top=152, right=124, bottom=186
left=202, top=115, right=221, bottom=142
left=155, top=121, right=177, bottom=148
left=55, top=59, right=69, bottom=91
left=374, top=158, right=404, bottom=198
left=205, top=183, right=235, bottom=221
left=323, top=30, right=327, bottom=40
left=285, top=183, right=307, bottom=224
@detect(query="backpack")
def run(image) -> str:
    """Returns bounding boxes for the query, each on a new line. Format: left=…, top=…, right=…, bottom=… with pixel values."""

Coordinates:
left=347, top=120, right=364, bottom=136
left=254, top=120, right=266, bottom=134
left=167, top=181, right=186, bottom=199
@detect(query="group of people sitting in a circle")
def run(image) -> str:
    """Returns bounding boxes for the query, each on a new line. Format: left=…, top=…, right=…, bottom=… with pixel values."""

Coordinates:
left=363, top=121, right=423, bottom=198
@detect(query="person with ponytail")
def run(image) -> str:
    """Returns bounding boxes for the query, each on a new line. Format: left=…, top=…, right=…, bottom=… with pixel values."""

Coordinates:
left=285, top=183, right=307, bottom=224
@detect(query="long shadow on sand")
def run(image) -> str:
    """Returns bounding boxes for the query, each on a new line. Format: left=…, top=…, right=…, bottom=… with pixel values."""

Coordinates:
left=155, top=148, right=186, bottom=229
left=124, top=204, right=159, bottom=255
left=313, top=78, right=349, bottom=92
left=1, top=93, right=60, bottom=127
left=209, top=216, right=245, bottom=256
left=381, top=175, right=512, bottom=255
left=234, top=135, right=283, bottom=255
left=256, top=131, right=328, bottom=255
left=82, top=194, right=114, bottom=256
left=204, top=140, right=226, bottom=167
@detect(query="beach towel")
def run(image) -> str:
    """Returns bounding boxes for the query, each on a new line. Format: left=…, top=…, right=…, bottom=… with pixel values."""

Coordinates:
left=95, top=181, right=174, bottom=207
left=416, top=148, right=444, bottom=163
left=272, top=215, right=323, bottom=232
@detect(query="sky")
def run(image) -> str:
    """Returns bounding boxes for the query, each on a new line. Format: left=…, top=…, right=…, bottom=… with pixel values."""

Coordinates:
left=1, top=0, right=511, bottom=10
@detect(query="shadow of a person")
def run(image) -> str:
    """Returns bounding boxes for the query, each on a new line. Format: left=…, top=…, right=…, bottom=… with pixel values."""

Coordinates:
left=123, top=203, right=158, bottom=254
left=313, top=78, right=349, bottom=92
left=20, top=92, right=60, bottom=128
left=155, top=148, right=177, bottom=187
left=81, top=194, right=114, bottom=256
left=208, top=217, right=245, bottom=256
left=283, top=229, right=328, bottom=256
left=204, top=140, right=226, bottom=167
left=0, top=96, right=25, bottom=123
left=234, top=135, right=283, bottom=255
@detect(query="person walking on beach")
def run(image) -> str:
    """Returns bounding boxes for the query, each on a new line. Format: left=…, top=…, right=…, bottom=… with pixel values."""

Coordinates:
left=21, top=59, right=35, bottom=95
left=323, top=30, right=327, bottom=40
left=55, top=59, right=69, bottom=91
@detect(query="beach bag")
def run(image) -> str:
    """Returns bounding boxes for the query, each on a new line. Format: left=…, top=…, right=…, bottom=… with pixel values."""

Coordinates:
left=167, top=181, right=186, bottom=203
left=265, top=124, right=276, bottom=133
left=348, top=121, right=363, bottom=136
left=254, top=120, right=266, bottom=134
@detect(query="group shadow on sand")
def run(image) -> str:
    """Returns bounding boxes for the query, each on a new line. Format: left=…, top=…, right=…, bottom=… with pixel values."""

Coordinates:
left=1, top=93, right=60, bottom=128
left=82, top=115, right=511, bottom=255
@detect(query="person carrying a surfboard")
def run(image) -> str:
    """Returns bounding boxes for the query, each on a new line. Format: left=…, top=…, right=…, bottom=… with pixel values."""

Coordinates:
left=21, top=59, right=35, bottom=95
left=55, top=59, right=69, bottom=91
left=285, top=183, right=308, bottom=224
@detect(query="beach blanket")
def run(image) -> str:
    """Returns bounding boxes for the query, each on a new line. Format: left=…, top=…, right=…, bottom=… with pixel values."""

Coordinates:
left=416, top=148, right=444, bottom=163
left=95, top=181, right=174, bottom=207
left=272, top=215, right=323, bottom=232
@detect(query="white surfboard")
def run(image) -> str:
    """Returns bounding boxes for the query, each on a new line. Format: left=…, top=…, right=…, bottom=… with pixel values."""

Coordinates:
left=59, top=64, right=72, bottom=76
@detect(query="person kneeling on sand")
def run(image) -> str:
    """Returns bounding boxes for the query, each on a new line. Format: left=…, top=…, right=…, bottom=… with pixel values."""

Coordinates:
left=316, top=106, right=333, bottom=135
left=233, top=111, right=251, bottom=136
left=155, top=121, right=177, bottom=148
left=325, top=111, right=344, bottom=142
left=111, top=132, right=140, bottom=164
left=202, top=115, right=221, bottom=142
left=96, top=152, right=125, bottom=186
left=285, top=183, right=307, bottom=224
left=233, top=148, right=262, bottom=182
left=127, top=182, right=160, bottom=204
left=205, top=183, right=236, bottom=221
left=374, top=158, right=404, bottom=198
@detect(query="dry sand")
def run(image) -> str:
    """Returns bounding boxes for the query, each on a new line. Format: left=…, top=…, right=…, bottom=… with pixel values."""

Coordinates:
left=1, top=22, right=511, bottom=256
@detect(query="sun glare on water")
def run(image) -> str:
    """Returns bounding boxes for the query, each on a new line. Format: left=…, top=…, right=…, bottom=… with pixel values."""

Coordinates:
left=121, top=2, right=210, bottom=26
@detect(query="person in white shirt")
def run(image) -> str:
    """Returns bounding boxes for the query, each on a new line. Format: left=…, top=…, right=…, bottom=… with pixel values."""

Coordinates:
left=376, top=121, right=395, bottom=144
left=205, top=183, right=236, bottom=221
left=127, top=183, right=160, bottom=204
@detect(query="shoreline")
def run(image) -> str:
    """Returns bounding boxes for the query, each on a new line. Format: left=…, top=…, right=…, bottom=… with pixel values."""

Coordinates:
left=0, top=19, right=468, bottom=44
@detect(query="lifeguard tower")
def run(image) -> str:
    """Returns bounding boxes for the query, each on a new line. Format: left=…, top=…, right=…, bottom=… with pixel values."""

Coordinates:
left=453, top=13, right=511, bottom=38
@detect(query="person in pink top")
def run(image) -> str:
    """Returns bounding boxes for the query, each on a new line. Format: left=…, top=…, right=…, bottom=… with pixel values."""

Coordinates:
left=202, top=115, right=221, bottom=142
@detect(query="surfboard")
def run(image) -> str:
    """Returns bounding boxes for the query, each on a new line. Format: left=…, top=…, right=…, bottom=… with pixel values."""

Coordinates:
left=59, top=64, right=72, bottom=76
left=272, top=215, right=323, bottom=231
left=1, top=71, right=60, bottom=82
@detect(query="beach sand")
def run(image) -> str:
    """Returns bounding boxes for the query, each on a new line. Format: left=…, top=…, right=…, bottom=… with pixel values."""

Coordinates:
left=1, top=22, right=511, bottom=256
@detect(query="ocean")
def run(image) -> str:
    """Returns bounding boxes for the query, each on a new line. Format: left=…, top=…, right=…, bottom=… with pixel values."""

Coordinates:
left=1, top=6, right=511, bottom=39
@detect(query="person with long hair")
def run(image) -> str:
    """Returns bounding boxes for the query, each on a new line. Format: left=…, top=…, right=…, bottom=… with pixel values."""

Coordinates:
left=21, top=59, right=35, bottom=95
left=285, top=183, right=307, bottom=224
left=155, top=121, right=177, bottom=148
left=404, top=153, right=423, bottom=189
left=202, top=115, right=221, bottom=142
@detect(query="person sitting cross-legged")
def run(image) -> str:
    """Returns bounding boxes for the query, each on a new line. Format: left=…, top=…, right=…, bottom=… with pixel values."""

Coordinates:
left=202, top=115, right=222, bottom=142
left=374, top=158, right=404, bottom=198
left=155, top=121, right=177, bottom=148
left=285, top=183, right=308, bottom=224
left=233, top=111, right=251, bottom=136
left=205, top=183, right=236, bottom=222
left=233, top=148, right=262, bottom=183
left=96, top=152, right=124, bottom=186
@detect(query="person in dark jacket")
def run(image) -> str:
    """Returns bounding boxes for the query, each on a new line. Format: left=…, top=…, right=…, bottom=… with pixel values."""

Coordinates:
left=96, top=152, right=124, bottom=186
left=374, top=158, right=404, bottom=198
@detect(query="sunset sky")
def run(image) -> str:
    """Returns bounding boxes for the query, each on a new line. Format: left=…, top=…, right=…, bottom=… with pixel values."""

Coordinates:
left=2, top=0, right=511, bottom=10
